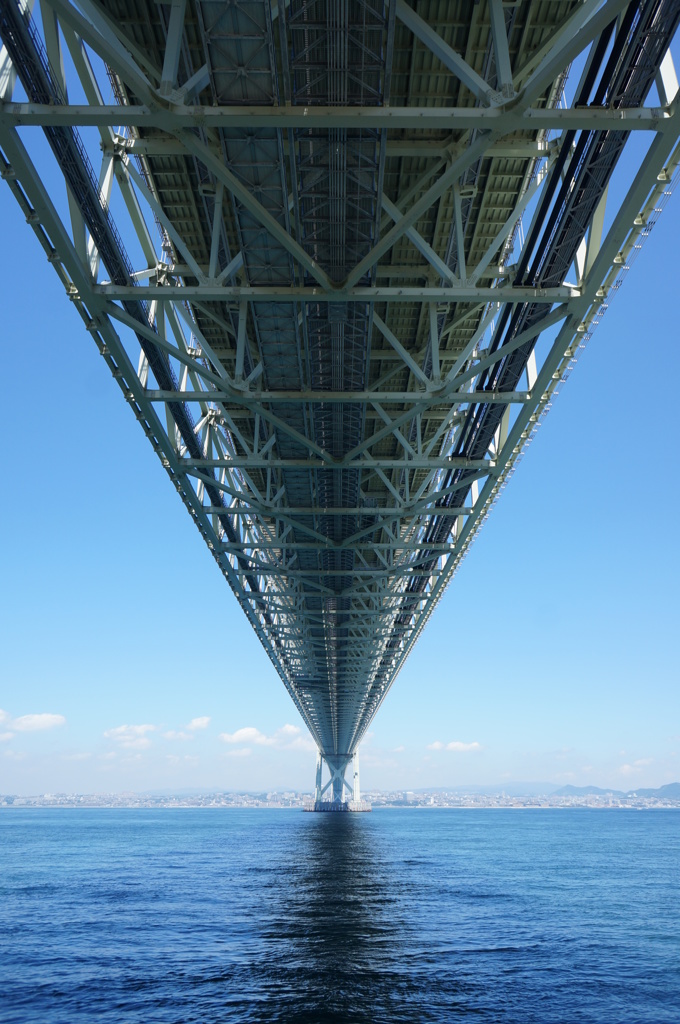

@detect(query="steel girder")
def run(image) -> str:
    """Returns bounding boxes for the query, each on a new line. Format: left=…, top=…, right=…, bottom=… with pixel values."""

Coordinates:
left=1, top=0, right=679, bottom=774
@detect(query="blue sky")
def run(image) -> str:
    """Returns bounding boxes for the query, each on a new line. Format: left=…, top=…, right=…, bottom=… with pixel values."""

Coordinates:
left=1, top=139, right=679, bottom=796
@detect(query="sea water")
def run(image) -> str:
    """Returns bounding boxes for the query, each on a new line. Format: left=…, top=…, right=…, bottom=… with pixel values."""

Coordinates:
left=1, top=808, right=678, bottom=1022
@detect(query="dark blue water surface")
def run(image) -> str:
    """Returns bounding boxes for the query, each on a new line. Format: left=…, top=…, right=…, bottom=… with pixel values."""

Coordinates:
left=1, top=808, right=678, bottom=1023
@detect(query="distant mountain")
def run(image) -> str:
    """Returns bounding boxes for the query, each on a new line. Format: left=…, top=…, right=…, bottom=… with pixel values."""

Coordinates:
left=628, top=782, right=680, bottom=799
left=414, top=782, right=680, bottom=798
left=554, top=785, right=626, bottom=797
left=414, top=782, right=560, bottom=797
left=554, top=783, right=680, bottom=798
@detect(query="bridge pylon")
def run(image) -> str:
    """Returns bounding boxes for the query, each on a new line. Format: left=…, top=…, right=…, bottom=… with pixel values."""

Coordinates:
left=311, top=750, right=370, bottom=813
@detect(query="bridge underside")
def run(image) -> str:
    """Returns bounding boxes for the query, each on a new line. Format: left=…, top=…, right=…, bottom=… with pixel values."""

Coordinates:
left=1, top=0, right=678, bottom=777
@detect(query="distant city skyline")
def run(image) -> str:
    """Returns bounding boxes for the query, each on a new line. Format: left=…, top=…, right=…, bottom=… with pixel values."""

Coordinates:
left=3, top=782, right=680, bottom=809
left=1, top=160, right=679, bottom=798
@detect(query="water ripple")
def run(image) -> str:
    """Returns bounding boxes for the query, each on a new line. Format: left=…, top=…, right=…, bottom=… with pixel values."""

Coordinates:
left=1, top=808, right=678, bottom=1023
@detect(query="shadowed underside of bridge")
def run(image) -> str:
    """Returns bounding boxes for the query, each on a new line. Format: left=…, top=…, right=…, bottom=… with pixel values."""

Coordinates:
left=1, top=0, right=679, bottom=800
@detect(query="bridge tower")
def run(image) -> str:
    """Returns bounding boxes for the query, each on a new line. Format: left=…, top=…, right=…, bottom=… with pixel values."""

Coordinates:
left=312, top=750, right=364, bottom=811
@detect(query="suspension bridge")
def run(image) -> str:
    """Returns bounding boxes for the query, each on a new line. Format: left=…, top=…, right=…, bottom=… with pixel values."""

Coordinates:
left=1, top=0, right=678, bottom=807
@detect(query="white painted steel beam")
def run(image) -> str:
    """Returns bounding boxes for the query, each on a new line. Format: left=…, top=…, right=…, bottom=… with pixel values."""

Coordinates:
left=395, top=0, right=498, bottom=105
left=95, top=284, right=579, bottom=302
left=2, top=103, right=672, bottom=132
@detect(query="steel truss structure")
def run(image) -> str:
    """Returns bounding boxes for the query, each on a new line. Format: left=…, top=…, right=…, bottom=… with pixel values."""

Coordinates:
left=1, top=0, right=679, bottom=800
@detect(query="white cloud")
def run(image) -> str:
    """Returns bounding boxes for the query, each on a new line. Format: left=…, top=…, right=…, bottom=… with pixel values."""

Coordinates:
left=62, top=752, right=91, bottom=761
left=218, top=724, right=314, bottom=752
left=273, top=725, right=315, bottom=750
left=287, top=734, right=316, bottom=752
left=620, top=758, right=653, bottom=775
left=0, top=732, right=14, bottom=742
left=13, top=713, right=66, bottom=732
left=225, top=747, right=252, bottom=758
left=220, top=726, right=274, bottom=746
left=187, top=717, right=210, bottom=731
left=427, top=740, right=480, bottom=752
left=393, top=745, right=405, bottom=753
left=166, top=754, right=198, bottom=765
left=104, top=724, right=155, bottom=750
left=163, top=718, right=211, bottom=740
left=0, top=710, right=9, bottom=724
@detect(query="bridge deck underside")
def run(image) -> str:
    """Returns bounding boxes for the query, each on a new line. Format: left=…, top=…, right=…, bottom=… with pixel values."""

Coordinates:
left=1, top=0, right=678, bottom=765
